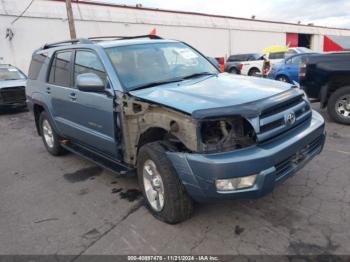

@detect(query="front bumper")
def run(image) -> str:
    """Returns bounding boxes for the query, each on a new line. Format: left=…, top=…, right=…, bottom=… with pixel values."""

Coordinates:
left=167, top=110, right=326, bottom=202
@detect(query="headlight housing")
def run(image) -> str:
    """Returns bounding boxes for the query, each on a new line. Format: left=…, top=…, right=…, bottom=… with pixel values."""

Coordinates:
left=198, top=116, right=256, bottom=153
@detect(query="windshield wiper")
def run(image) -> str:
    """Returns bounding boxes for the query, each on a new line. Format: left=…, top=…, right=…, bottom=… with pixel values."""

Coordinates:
left=130, top=77, right=183, bottom=91
left=181, top=72, right=217, bottom=80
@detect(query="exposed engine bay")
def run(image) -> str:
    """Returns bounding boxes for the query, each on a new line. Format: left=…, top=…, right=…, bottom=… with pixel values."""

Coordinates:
left=199, top=117, right=256, bottom=153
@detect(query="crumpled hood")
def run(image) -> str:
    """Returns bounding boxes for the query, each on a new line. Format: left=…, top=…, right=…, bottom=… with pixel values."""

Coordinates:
left=130, top=73, right=293, bottom=115
left=0, top=79, right=27, bottom=89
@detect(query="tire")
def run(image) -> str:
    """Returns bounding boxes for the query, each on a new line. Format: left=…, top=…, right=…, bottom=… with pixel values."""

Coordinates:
left=276, top=75, right=290, bottom=83
left=327, top=86, right=350, bottom=125
left=248, top=68, right=260, bottom=77
left=39, top=111, right=66, bottom=155
left=137, top=142, right=193, bottom=224
left=229, top=67, right=239, bottom=74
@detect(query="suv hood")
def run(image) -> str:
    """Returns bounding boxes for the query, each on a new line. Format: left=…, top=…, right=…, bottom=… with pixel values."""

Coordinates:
left=0, top=79, right=27, bottom=89
left=130, top=73, right=294, bottom=116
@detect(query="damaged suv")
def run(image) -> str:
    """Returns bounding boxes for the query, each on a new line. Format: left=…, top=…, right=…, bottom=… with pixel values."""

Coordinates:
left=27, top=35, right=326, bottom=223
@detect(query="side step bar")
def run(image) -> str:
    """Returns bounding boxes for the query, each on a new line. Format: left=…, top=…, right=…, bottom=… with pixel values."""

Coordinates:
left=60, top=141, right=135, bottom=177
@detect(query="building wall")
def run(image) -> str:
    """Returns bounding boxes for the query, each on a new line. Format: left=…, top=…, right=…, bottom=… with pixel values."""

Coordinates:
left=1, top=0, right=350, bottom=72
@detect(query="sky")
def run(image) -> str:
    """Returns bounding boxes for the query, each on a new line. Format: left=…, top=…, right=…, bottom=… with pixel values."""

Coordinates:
left=92, top=0, right=350, bottom=29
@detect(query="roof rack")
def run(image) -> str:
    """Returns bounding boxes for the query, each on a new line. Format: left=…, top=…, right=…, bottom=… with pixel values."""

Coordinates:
left=42, top=38, right=93, bottom=50
left=40, top=35, right=163, bottom=50
left=88, top=34, right=163, bottom=41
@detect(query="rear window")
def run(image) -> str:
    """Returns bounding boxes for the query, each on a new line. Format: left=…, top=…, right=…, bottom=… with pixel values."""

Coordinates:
left=48, top=51, right=72, bottom=87
left=28, top=53, right=47, bottom=80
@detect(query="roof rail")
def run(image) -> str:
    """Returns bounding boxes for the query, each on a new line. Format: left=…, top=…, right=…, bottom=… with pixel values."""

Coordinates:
left=88, top=34, right=163, bottom=41
left=42, top=38, right=93, bottom=50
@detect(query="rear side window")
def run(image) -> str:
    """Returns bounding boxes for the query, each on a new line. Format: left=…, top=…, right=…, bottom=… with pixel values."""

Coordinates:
left=28, top=53, right=47, bottom=80
left=269, top=52, right=286, bottom=60
left=48, top=51, right=72, bottom=87
left=74, top=50, right=107, bottom=86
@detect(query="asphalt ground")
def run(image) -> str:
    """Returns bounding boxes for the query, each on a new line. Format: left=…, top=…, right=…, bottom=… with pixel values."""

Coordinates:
left=0, top=104, right=349, bottom=257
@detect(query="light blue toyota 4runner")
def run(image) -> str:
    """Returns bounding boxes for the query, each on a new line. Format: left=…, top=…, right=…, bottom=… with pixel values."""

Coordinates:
left=26, top=35, right=326, bottom=223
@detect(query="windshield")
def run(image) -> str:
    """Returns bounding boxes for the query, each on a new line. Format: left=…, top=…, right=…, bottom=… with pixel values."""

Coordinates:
left=0, top=68, right=26, bottom=81
left=105, top=42, right=218, bottom=91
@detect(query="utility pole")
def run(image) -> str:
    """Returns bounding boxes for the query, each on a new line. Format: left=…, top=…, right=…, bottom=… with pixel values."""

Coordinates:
left=65, top=0, right=77, bottom=39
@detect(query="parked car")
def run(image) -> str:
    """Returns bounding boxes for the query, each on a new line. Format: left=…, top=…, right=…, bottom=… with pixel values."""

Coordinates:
left=285, top=47, right=314, bottom=57
left=268, top=53, right=319, bottom=83
left=240, top=48, right=315, bottom=77
left=0, top=64, right=27, bottom=109
left=27, top=35, right=326, bottom=223
left=240, top=52, right=285, bottom=76
left=224, top=53, right=261, bottom=74
left=300, top=51, right=350, bottom=125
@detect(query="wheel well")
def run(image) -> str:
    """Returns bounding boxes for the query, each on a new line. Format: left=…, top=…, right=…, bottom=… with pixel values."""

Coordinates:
left=137, top=127, right=190, bottom=156
left=33, top=104, right=45, bottom=135
left=248, top=67, right=260, bottom=75
left=275, top=74, right=289, bottom=81
left=323, top=76, right=350, bottom=107
left=229, top=67, right=238, bottom=73
left=137, top=127, right=168, bottom=153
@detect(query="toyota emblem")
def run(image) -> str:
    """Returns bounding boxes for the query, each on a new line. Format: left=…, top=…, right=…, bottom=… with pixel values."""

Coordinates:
left=286, top=112, right=296, bottom=125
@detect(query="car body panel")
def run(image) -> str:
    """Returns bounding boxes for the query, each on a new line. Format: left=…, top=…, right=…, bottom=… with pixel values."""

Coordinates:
left=167, top=110, right=325, bottom=202
left=130, top=73, right=292, bottom=115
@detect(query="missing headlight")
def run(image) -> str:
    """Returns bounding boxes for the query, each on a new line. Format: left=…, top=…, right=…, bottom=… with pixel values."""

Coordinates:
left=199, top=117, right=256, bottom=153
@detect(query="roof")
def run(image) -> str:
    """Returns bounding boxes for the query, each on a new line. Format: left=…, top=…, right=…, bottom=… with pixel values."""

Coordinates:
left=50, top=0, right=350, bottom=32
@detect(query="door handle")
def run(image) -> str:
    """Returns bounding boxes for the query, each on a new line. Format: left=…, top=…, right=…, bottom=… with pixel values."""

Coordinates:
left=46, top=87, right=51, bottom=94
left=69, top=92, right=77, bottom=101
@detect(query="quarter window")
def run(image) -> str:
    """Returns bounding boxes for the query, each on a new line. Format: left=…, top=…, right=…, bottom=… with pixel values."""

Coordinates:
left=48, top=51, right=72, bottom=87
left=74, top=50, right=106, bottom=86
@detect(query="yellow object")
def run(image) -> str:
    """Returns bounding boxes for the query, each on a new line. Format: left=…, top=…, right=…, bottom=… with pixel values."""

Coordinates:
left=261, top=45, right=288, bottom=54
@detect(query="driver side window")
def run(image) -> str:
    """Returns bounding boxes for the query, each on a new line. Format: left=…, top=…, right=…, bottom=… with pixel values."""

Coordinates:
left=74, top=50, right=107, bottom=87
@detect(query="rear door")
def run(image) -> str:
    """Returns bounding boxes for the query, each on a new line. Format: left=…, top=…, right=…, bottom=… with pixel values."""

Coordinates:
left=47, top=50, right=76, bottom=134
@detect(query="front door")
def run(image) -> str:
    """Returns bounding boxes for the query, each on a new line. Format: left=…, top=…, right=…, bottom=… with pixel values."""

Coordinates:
left=49, top=49, right=119, bottom=158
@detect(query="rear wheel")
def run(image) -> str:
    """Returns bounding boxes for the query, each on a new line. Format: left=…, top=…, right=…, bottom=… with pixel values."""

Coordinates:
left=248, top=68, right=260, bottom=77
left=39, top=111, right=66, bottom=155
left=327, top=86, right=350, bottom=125
left=137, top=142, right=193, bottom=224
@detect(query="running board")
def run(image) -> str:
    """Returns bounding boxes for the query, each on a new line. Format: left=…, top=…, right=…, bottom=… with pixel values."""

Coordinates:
left=60, top=141, right=135, bottom=177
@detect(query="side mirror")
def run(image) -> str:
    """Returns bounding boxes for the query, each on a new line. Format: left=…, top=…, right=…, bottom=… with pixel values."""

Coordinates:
left=76, top=73, right=105, bottom=92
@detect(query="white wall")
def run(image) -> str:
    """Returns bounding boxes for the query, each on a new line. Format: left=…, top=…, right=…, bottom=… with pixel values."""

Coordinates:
left=1, top=0, right=350, bottom=72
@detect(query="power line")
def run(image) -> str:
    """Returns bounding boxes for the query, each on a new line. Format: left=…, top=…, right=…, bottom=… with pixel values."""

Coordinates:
left=11, top=0, right=35, bottom=24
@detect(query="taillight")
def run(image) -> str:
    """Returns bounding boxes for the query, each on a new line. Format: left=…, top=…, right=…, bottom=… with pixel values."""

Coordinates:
left=215, top=57, right=225, bottom=72
left=239, top=63, right=243, bottom=70
left=299, top=62, right=306, bottom=78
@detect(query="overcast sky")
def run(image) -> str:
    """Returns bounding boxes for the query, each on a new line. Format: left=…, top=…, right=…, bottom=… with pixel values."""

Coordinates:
left=94, top=0, right=350, bottom=29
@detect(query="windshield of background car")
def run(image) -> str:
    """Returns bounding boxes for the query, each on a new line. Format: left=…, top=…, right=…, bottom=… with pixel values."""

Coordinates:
left=105, top=42, right=218, bottom=91
left=0, top=68, right=26, bottom=81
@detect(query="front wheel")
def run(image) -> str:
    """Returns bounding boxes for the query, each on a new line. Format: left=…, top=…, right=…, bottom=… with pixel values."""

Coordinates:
left=327, top=86, right=350, bottom=125
left=137, top=142, right=193, bottom=224
left=276, top=75, right=290, bottom=83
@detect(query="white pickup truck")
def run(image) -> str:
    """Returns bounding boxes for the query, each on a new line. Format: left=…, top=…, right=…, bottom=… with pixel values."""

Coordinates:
left=240, top=47, right=313, bottom=76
